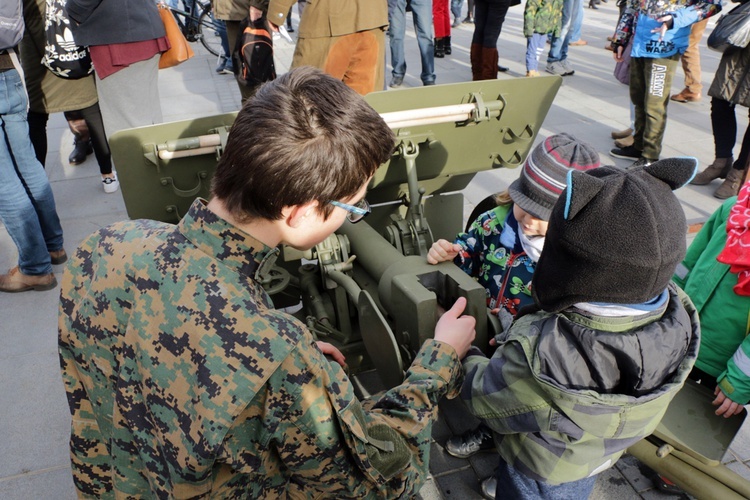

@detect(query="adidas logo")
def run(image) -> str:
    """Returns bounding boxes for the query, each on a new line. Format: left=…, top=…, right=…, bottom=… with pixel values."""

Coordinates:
left=56, top=27, right=79, bottom=53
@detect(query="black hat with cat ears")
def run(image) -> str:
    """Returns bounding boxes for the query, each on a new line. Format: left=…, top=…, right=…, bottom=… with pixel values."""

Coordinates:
left=532, top=158, right=698, bottom=313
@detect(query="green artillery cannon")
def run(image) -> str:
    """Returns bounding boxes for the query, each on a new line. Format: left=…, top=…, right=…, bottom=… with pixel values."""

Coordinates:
left=110, top=77, right=749, bottom=499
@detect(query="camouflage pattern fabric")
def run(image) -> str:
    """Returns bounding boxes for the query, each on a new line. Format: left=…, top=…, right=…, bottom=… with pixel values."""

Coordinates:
left=460, top=286, right=700, bottom=485
left=59, top=198, right=463, bottom=498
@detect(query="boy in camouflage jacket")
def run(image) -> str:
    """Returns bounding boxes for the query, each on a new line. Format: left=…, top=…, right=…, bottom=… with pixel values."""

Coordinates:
left=461, top=159, right=701, bottom=497
left=58, top=67, right=477, bottom=498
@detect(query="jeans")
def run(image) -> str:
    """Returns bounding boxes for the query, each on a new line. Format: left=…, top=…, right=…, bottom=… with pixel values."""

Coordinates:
left=712, top=97, right=750, bottom=170
left=451, top=0, right=464, bottom=19
left=215, top=17, right=231, bottom=59
left=569, top=0, right=584, bottom=43
left=547, top=0, right=582, bottom=63
left=0, top=69, right=63, bottom=275
left=388, top=0, right=435, bottom=84
left=495, top=456, right=597, bottom=499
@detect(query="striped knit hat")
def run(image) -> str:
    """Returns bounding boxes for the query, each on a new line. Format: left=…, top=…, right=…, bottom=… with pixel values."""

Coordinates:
left=508, top=134, right=600, bottom=220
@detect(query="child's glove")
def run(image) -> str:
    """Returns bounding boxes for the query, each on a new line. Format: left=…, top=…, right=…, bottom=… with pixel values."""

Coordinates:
left=427, top=239, right=462, bottom=265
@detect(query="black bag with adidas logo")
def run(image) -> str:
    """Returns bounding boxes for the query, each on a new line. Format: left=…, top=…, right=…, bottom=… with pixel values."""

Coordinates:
left=42, top=0, right=93, bottom=79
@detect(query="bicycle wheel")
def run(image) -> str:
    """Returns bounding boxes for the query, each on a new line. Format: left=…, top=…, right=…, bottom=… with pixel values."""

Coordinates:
left=197, top=4, right=223, bottom=58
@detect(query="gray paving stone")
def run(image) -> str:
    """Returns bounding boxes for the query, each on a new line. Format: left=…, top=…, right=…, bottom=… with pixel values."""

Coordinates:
left=0, top=467, right=76, bottom=500
left=591, top=466, right=641, bottom=500
left=429, top=442, right=472, bottom=476
left=434, top=467, right=485, bottom=500
left=616, top=454, right=658, bottom=493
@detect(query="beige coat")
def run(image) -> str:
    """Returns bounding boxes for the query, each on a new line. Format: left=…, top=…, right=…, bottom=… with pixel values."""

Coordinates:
left=267, top=0, right=387, bottom=38
left=20, top=0, right=98, bottom=114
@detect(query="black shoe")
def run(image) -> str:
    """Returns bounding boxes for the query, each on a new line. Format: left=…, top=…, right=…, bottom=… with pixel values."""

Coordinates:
left=629, top=157, right=655, bottom=169
left=610, top=145, right=642, bottom=160
left=434, top=38, right=445, bottom=58
left=497, top=65, right=509, bottom=72
left=389, top=75, right=404, bottom=88
left=445, top=424, right=495, bottom=458
left=69, top=138, right=93, bottom=165
left=444, top=36, right=452, bottom=55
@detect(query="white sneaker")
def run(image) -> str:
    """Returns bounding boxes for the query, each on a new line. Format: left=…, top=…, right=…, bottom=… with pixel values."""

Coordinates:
left=102, top=173, right=119, bottom=194
left=545, top=61, right=567, bottom=76
left=560, top=58, right=575, bottom=75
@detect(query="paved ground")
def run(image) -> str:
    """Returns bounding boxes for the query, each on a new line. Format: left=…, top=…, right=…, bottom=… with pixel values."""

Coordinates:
left=1, top=4, right=749, bottom=499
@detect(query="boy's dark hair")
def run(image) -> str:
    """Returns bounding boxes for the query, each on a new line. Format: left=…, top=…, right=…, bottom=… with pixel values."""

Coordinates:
left=211, top=67, right=395, bottom=222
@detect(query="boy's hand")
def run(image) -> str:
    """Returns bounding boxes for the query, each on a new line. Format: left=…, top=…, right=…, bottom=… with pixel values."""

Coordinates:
left=434, top=297, right=476, bottom=359
left=613, top=45, right=624, bottom=63
left=713, top=385, right=745, bottom=418
left=651, top=15, right=674, bottom=41
left=427, top=239, right=462, bottom=265
left=317, top=341, right=346, bottom=368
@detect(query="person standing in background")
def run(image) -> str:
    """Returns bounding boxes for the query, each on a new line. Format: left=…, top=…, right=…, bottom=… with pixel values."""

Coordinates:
left=20, top=0, right=117, bottom=193
left=671, top=19, right=709, bottom=103
left=434, top=0, right=453, bottom=58
left=545, top=0, right=582, bottom=76
left=0, top=50, right=66, bottom=292
left=65, top=0, right=166, bottom=137
left=388, top=0, right=436, bottom=87
left=265, top=0, right=389, bottom=95
left=471, top=0, right=512, bottom=80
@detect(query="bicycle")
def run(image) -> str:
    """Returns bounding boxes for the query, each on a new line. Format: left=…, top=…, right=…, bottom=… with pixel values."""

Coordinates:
left=166, top=1, right=224, bottom=58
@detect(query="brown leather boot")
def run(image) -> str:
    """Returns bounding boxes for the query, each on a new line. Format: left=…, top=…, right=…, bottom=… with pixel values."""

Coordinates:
left=0, top=267, right=57, bottom=293
left=470, top=43, right=482, bottom=81
left=614, top=135, right=634, bottom=148
left=691, top=157, right=734, bottom=185
left=481, top=47, right=499, bottom=80
left=714, top=168, right=743, bottom=199
left=611, top=127, right=633, bottom=139
left=49, top=248, right=68, bottom=265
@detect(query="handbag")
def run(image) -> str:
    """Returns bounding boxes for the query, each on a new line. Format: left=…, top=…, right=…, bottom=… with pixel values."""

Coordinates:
left=232, top=17, right=276, bottom=89
left=41, top=0, right=93, bottom=79
left=613, top=39, right=633, bottom=85
left=708, top=0, right=750, bottom=53
left=158, top=3, right=195, bottom=69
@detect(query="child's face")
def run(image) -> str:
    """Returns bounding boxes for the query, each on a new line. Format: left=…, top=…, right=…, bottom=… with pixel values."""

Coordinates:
left=513, top=204, right=549, bottom=237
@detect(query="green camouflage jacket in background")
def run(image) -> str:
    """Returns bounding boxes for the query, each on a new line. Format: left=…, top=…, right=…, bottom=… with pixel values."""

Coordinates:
left=461, top=284, right=699, bottom=484
left=58, top=198, right=463, bottom=499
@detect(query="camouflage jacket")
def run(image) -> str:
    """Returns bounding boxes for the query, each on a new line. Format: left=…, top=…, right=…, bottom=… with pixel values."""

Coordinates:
left=58, top=199, right=462, bottom=499
left=461, top=284, right=699, bottom=484
left=523, top=0, right=564, bottom=38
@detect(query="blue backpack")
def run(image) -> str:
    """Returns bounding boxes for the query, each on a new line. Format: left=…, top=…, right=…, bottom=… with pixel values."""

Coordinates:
left=0, top=0, right=24, bottom=51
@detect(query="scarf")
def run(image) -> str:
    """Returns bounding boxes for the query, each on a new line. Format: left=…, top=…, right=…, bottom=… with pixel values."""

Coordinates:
left=717, top=181, right=750, bottom=296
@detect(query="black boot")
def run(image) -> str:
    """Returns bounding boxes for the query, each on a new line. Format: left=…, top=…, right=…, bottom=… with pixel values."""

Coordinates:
left=69, top=137, right=93, bottom=165
left=434, top=38, right=445, bottom=58
left=444, top=36, right=452, bottom=55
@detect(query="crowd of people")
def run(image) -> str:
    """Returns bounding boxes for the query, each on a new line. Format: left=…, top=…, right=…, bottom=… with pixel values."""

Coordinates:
left=2, top=0, right=750, bottom=499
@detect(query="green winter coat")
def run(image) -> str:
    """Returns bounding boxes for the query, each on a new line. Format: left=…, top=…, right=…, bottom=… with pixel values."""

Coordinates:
left=674, top=197, right=750, bottom=404
left=462, top=284, right=699, bottom=484
left=523, top=0, right=563, bottom=38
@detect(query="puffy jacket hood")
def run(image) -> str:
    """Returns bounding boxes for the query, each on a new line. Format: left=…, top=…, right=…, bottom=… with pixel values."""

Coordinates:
left=529, top=284, right=699, bottom=440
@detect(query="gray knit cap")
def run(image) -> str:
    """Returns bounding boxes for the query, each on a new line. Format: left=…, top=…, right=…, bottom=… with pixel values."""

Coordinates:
left=508, top=134, right=601, bottom=220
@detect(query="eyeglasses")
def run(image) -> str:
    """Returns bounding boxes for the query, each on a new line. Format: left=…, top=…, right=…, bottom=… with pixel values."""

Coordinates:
left=330, top=198, right=371, bottom=223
